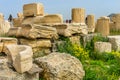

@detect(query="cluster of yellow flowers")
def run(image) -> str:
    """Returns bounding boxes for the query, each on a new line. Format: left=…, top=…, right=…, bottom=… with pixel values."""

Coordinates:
left=72, top=44, right=89, bottom=60
left=110, top=51, right=120, bottom=59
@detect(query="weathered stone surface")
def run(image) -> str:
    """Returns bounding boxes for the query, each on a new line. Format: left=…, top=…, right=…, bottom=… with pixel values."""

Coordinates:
left=72, top=8, right=85, bottom=23
left=33, top=47, right=51, bottom=58
left=86, top=14, right=95, bottom=33
left=5, top=44, right=33, bottom=73
left=94, top=42, right=112, bottom=52
left=19, top=38, right=51, bottom=48
left=95, top=17, right=110, bottom=36
left=0, top=42, right=3, bottom=53
left=8, top=24, right=58, bottom=39
left=0, top=21, right=11, bottom=36
left=17, top=13, right=24, bottom=18
left=0, top=13, right=4, bottom=21
left=52, top=23, right=88, bottom=36
left=1, top=37, right=18, bottom=53
left=23, top=3, right=44, bottom=17
left=35, top=53, right=85, bottom=80
left=69, top=35, right=80, bottom=45
left=22, top=14, right=63, bottom=25
left=0, top=57, right=38, bottom=80
left=34, top=14, right=63, bottom=25
left=27, top=64, right=43, bottom=75
left=13, top=18, right=23, bottom=27
left=108, top=36, right=120, bottom=51
left=80, top=33, right=99, bottom=47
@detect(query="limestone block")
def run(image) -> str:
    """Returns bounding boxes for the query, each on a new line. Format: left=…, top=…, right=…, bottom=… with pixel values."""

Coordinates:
left=13, top=18, right=23, bottom=27
left=109, top=22, right=115, bottom=31
left=69, top=35, right=80, bottom=45
left=0, top=21, right=11, bottom=36
left=95, top=17, right=110, bottom=36
left=86, top=15, right=95, bottom=28
left=94, top=42, right=112, bottom=53
left=108, top=36, right=120, bottom=51
left=33, top=47, right=51, bottom=56
left=11, top=45, right=33, bottom=73
left=17, top=13, right=24, bottom=18
left=0, top=43, right=3, bottom=53
left=35, top=53, right=85, bottom=80
left=23, top=3, right=44, bottom=17
left=7, top=24, right=58, bottom=39
left=34, top=14, right=63, bottom=25
left=111, top=14, right=120, bottom=22
left=72, top=8, right=85, bottom=23
left=1, top=37, right=18, bottom=53
left=52, top=23, right=88, bottom=36
left=0, top=13, right=4, bottom=21
left=19, top=38, right=51, bottom=48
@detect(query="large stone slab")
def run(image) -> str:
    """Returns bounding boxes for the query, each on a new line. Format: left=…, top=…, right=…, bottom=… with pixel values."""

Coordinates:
left=0, top=37, right=18, bottom=53
left=23, top=3, right=44, bottom=17
left=34, top=14, right=63, bottom=25
left=0, top=13, right=4, bottom=21
left=7, top=24, right=58, bottom=39
left=5, top=44, right=33, bottom=73
left=52, top=23, right=88, bottom=37
left=22, top=14, right=63, bottom=25
left=94, top=42, right=112, bottom=53
left=108, top=36, right=120, bottom=51
left=19, top=38, right=51, bottom=48
left=0, top=21, right=11, bottom=36
left=0, top=57, right=38, bottom=80
left=35, top=53, right=85, bottom=80
left=13, top=18, right=23, bottom=27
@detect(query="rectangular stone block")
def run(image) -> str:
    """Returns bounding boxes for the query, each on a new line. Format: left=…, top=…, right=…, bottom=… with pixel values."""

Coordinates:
left=69, top=35, right=80, bottom=45
left=94, top=42, right=112, bottom=53
left=19, top=38, right=51, bottom=48
left=13, top=18, right=23, bottom=27
left=23, top=3, right=44, bottom=17
left=108, top=36, right=120, bottom=51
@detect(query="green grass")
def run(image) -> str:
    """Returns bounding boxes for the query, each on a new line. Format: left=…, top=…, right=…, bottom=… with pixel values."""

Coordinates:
left=57, top=34, right=120, bottom=80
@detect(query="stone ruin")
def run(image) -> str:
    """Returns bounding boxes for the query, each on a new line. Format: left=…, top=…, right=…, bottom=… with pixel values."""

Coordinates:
left=0, top=2, right=120, bottom=80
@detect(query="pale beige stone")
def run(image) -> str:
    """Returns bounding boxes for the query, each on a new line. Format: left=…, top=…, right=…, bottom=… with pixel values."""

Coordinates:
left=108, top=36, right=120, bottom=51
left=0, top=42, right=3, bottom=53
left=13, top=18, right=23, bottom=27
left=8, top=24, right=58, bottom=39
left=0, top=21, right=11, bottom=36
left=23, top=3, right=44, bottom=17
left=95, top=17, right=110, bottom=36
left=86, top=14, right=95, bottom=32
left=13, top=45, right=33, bottom=73
left=35, top=53, right=85, bottom=80
left=69, top=35, right=80, bottom=45
left=1, top=37, right=18, bottom=53
left=0, top=56, right=38, bottom=80
left=0, top=13, right=4, bottom=21
left=34, top=14, right=63, bottom=25
left=17, top=13, right=24, bottom=18
left=94, top=42, right=112, bottom=53
left=111, top=14, right=120, bottom=22
left=72, top=8, right=85, bottom=23
left=19, top=38, right=51, bottom=48
left=52, top=23, right=88, bottom=36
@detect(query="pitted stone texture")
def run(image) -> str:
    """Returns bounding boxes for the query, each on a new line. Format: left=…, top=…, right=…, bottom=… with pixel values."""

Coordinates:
left=52, top=23, right=88, bottom=37
left=0, top=37, right=18, bottom=53
left=108, top=36, right=120, bottom=51
left=35, top=53, right=85, bottom=80
left=94, top=42, right=112, bottom=53
left=8, top=24, right=58, bottom=39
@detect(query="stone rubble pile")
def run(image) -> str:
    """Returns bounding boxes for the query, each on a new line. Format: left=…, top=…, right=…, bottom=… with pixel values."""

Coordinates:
left=0, top=1, right=120, bottom=80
